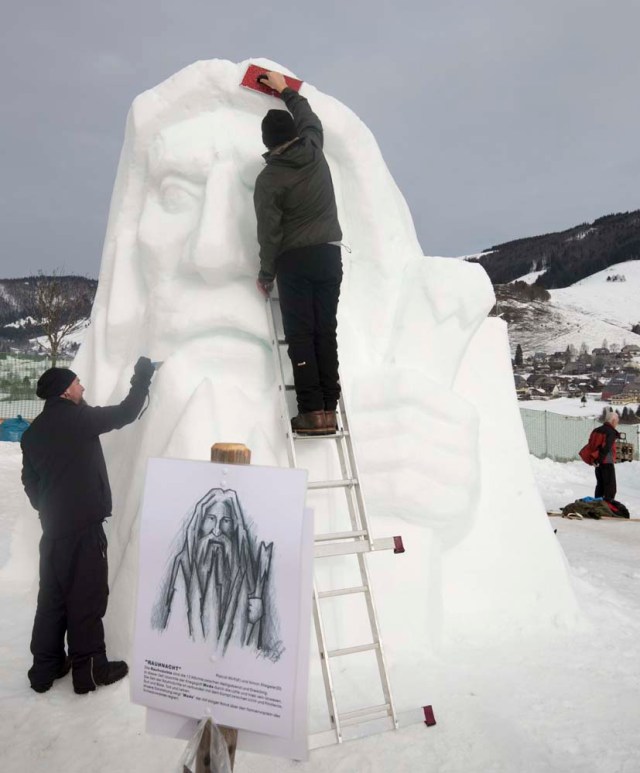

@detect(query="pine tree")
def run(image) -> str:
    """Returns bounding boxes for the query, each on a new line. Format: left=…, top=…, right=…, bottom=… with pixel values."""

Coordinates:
left=602, top=338, right=608, bottom=350
left=515, top=344, right=524, bottom=367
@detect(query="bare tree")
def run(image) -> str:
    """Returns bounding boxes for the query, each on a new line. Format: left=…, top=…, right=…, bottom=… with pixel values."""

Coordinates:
left=33, top=270, right=93, bottom=366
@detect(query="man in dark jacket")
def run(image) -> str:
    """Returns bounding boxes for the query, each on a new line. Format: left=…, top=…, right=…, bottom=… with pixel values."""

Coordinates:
left=21, top=357, right=155, bottom=694
left=592, top=410, right=620, bottom=500
left=254, top=70, right=343, bottom=436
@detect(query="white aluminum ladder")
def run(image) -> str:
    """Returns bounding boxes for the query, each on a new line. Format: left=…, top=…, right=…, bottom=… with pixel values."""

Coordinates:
left=265, top=296, right=408, bottom=748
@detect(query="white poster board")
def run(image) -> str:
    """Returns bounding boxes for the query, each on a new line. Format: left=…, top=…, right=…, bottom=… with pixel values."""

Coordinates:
left=145, top=507, right=315, bottom=761
left=131, top=457, right=309, bottom=743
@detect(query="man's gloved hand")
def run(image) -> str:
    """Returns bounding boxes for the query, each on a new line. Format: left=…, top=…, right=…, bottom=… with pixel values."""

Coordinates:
left=131, top=356, right=155, bottom=387
left=256, top=271, right=275, bottom=298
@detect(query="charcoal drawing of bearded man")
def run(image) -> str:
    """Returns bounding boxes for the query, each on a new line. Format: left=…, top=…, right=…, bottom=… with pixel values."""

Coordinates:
left=152, top=488, right=281, bottom=659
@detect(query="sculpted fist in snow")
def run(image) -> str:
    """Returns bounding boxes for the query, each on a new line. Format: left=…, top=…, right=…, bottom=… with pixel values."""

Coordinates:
left=351, top=370, right=479, bottom=546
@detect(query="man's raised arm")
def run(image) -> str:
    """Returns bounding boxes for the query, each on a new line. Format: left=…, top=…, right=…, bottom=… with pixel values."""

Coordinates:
left=259, top=71, right=323, bottom=148
left=79, top=357, right=155, bottom=437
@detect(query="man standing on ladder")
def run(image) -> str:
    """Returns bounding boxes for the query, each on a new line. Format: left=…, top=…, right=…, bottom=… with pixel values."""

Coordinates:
left=254, top=70, right=343, bottom=436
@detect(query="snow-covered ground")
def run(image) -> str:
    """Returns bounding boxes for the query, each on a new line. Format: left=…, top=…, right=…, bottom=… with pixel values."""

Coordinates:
left=512, top=268, right=546, bottom=285
left=2, top=440, right=639, bottom=773
left=522, top=395, right=639, bottom=418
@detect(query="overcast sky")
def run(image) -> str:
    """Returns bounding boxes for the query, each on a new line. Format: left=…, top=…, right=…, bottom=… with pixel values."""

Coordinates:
left=1, top=0, right=639, bottom=278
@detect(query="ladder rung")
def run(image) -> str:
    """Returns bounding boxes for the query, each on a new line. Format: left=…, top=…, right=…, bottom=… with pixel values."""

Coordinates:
left=314, top=536, right=398, bottom=558
left=340, top=703, right=392, bottom=727
left=315, top=530, right=367, bottom=542
left=318, top=585, right=368, bottom=599
left=328, top=642, right=379, bottom=658
left=308, top=478, right=358, bottom=490
left=277, top=338, right=286, bottom=345
left=294, top=430, right=349, bottom=440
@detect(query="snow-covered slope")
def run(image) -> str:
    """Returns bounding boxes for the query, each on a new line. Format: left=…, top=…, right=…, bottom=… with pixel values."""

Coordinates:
left=551, top=260, right=640, bottom=330
left=501, top=260, right=640, bottom=354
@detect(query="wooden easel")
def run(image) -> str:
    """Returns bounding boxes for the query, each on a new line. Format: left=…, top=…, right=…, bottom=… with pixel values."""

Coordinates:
left=186, top=442, right=250, bottom=773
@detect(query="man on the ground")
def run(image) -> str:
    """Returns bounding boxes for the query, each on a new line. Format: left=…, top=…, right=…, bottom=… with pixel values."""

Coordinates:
left=21, top=358, right=155, bottom=694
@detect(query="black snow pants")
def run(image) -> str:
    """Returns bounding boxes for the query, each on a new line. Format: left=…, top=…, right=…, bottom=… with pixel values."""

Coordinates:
left=276, top=243, right=342, bottom=414
left=28, top=522, right=108, bottom=689
left=595, top=463, right=617, bottom=501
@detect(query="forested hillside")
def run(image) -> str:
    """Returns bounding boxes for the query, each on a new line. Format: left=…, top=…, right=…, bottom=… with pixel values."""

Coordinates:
left=469, top=210, right=640, bottom=288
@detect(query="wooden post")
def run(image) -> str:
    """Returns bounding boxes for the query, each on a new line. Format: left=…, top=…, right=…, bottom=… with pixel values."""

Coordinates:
left=195, top=442, right=251, bottom=771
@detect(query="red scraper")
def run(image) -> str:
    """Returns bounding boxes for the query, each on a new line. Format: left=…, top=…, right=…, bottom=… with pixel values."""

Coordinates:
left=240, top=64, right=303, bottom=98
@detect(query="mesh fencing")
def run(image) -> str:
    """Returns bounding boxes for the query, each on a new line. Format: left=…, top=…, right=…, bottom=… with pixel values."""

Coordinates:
left=0, top=355, right=73, bottom=421
left=3, top=357, right=639, bottom=462
left=520, top=408, right=640, bottom=462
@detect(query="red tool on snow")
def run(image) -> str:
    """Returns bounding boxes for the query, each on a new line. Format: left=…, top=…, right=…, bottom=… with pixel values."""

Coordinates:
left=240, top=64, right=303, bottom=98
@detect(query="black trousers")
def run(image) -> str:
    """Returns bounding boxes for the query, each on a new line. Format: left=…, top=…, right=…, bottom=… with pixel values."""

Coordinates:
left=28, top=522, right=108, bottom=688
left=595, top=463, right=617, bottom=501
left=277, top=244, right=343, bottom=413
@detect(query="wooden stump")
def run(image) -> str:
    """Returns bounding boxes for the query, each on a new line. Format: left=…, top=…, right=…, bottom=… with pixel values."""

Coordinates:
left=211, top=443, right=252, bottom=465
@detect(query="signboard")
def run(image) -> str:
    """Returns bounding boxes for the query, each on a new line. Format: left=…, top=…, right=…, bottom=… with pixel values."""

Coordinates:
left=131, top=457, right=310, bottom=744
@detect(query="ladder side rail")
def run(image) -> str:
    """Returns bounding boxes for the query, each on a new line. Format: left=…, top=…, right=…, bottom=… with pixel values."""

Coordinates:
left=334, top=432, right=366, bottom=536
left=337, top=392, right=376, bottom=550
left=355, top=550, right=399, bottom=729
left=266, top=297, right=297, bottom=467
left=311, top=584, right=344, bottom=744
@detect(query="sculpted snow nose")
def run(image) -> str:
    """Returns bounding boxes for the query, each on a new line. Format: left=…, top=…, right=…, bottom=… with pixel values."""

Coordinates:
left=186, top=161, right=255, bottom=285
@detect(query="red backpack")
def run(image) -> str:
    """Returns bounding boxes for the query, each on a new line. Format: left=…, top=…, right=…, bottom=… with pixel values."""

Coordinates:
left=579, top=428, right=606, bottom=465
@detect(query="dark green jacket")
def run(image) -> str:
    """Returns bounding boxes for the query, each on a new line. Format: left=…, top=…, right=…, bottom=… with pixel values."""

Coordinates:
left=254, top=88, right=342, bottom=279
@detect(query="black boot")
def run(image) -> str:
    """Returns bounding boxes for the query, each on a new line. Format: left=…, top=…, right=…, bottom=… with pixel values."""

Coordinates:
left=30, top=656, right=71, bottom=694
left=73, top=657, right=129, bottom=695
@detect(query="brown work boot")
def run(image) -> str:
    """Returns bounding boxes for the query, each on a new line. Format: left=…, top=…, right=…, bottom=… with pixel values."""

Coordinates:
left=324, top=410, right=338, bottom=434
left=291, top=411, right=327, bottom=436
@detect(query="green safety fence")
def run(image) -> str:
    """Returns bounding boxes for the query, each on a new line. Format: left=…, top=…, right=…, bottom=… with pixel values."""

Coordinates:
left=0, top=355, right=74, bottom=422
left=520, top=408, right=640, bottom=462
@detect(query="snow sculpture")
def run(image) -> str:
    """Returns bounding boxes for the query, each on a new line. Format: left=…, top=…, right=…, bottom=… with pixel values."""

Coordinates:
left=74, top=58, right=582, bottom=720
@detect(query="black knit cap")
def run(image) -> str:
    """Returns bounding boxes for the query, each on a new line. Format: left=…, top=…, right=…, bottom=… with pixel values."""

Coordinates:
left=261, top=110, right=296, bottom=150
left=36, top=367, right=77, bottom=399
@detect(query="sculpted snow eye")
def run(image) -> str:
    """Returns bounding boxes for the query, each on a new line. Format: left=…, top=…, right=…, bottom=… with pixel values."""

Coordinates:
left=158, top=178, right=202, bottom=214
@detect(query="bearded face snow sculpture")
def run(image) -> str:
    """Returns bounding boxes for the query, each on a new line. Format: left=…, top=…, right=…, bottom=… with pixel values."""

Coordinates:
left=75, top=60, right=579, bottom=688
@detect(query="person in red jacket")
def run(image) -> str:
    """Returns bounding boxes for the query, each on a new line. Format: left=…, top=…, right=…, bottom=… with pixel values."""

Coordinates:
left=21, top=358, right=155, bottom=694
left=591, top=410, right=620, bottom=501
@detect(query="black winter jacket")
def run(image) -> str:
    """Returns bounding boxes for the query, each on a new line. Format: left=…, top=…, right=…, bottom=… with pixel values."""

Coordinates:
left=254, top=88, right=342, bottom=279
left=21, top=376, right=151, bottom=538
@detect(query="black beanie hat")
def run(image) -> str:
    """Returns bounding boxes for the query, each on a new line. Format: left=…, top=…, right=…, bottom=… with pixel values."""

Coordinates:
left=261, top=110, right=296, bottom=150
left=36, top=367, right=77, bottom=399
